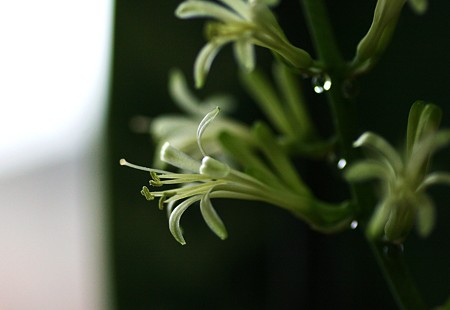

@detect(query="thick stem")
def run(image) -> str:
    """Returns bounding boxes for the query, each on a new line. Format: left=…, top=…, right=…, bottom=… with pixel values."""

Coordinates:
left=301, top=0, right=427, bottom=308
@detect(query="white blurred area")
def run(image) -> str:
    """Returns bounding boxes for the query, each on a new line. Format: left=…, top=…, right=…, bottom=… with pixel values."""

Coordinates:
left=0, top=1, right=113, bottom=309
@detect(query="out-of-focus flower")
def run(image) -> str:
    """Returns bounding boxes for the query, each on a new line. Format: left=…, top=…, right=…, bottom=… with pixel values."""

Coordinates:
left=148, top=69, right=252, bottom=167
left=345, top=102, right=450, bottom=242
left=408, top=0, right=427, bottom=14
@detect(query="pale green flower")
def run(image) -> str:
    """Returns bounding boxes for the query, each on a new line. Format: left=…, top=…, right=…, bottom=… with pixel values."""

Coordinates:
left=345, top=102, right=450, bottom=242
left=176, top=0, right=316, bottom=88
left=149, top=69, right=252, bottom=167
left=122, top=107, right=352, bottom=244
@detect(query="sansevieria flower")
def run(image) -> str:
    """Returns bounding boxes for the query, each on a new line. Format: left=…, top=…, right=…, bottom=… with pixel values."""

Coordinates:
left=122, top=107, right=352, bottom=244
left=176, top=0, right=317, bottom=88
left=345, top=101, right=450, bottom=243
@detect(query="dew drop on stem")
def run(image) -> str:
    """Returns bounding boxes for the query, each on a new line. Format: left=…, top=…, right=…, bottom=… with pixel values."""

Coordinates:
left=312, top=74, right=332, bottom=94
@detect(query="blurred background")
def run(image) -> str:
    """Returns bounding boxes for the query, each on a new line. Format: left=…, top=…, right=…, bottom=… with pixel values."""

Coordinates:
left=1, top=0, right=449, bottom=309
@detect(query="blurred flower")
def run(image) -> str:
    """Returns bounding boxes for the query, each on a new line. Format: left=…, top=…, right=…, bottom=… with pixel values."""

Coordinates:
left=408, top=0, right=427, bottom=14
left=176, top=0, right=316, bottom=87
left=345, top=102, right=450, bottom=242
left=149, top=69, right=252, bottom=167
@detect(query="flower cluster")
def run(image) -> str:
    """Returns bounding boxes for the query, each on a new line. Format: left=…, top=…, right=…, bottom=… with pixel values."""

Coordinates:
left=345, top=102, right=450, bottom=242
left=122, top=106, right=352, bottom=244
left=176, top=0, right=318, bottom=88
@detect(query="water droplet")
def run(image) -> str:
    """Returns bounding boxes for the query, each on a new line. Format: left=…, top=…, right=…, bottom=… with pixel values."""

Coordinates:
left=383, top=243, right=404, bottom=259
left=312, top=74, right=332, bottom=94
left=337, top=158, right=347, bottom=170
left=350, top=220, right=358, bottom=230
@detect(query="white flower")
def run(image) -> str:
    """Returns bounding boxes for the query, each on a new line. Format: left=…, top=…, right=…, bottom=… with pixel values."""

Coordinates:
left=149, top=69, right=252, bottom=167
left=176, top=0, right=315, bottom=87
left=345, top=102, right=450, bottom=242
left=122, top=107, right=352, bottom=244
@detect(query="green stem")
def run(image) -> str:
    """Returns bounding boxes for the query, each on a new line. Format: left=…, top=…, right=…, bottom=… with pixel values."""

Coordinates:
left=301, top=0, right=427, bottom=308
left=369, top=240, right=427, bottom=310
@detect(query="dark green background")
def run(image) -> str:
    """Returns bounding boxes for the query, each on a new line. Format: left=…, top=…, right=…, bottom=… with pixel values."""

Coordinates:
left=107, top=1, right=450, bottom=308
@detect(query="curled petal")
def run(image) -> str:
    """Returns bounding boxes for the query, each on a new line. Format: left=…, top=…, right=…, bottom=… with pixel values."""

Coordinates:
left=344, top=160, right=394, bottom=182
left=169, top=196, right=201, bottom=245
left=200, top=189, right=228, bottom=240
left=176, top=0, right=242, bottom=23
left=168, top=69, right=203, bottom=115
left=194, top=39, right=229, bottom=88
left=197, top=107, right=221, bottom=156
left=353, top=132, right=403, bottom=174
left=418, top=172, right=450, bottom=191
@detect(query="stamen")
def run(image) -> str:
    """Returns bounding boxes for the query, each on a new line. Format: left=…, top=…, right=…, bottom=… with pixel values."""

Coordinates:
left=149, top=171, right=163, bottom=187
left=140, top=186, right=155, bottom=201
left=120, top=158, right=169, bottom=174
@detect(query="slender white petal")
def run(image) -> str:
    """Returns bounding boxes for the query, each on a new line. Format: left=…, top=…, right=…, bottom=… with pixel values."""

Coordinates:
left=234, top=35, right=256, bottom=71
left=168, top=69, right=203, bottom=116
left=160, top=142, right=201, bottom=172
left=200, top=156, right=230, bottom=178
left=418, top=172, right=450, bottom=191
left=194, top=40, right=229, bottom=88
left=176, top=0, right=242, bottom=23
left=200, top=189, right=228, bottom=240
left=169, top=196, right=201, bottom=245
left=353, top=132, right=404, bottom=174
left=344, top=160, right=394, bottom=182
left=197, top=107, right=221, bottom=156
